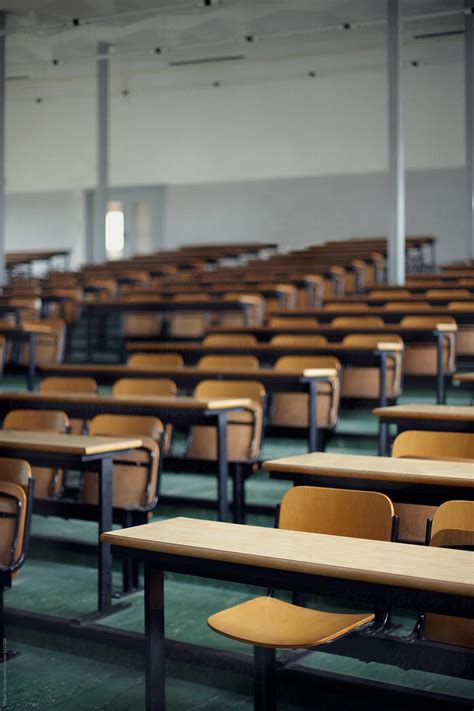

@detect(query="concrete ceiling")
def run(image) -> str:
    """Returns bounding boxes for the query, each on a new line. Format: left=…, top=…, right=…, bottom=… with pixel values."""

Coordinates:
left=3, top=1, right=466, bottom=92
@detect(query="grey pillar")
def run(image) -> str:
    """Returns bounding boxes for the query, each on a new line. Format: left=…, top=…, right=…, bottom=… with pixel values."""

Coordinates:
left=0, top=13, right=6, bottom=285
left=93, top=42, right=109, bottom=264
left=465, top=0, right=474, bottom=260
left=387, top=0, right=406, bottom=284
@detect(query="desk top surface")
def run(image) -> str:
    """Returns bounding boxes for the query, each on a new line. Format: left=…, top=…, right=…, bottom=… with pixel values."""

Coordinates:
left=262, top=452, right=474, bottom=487
left=0, top=430, right=142, bottom=455
left=101, top=517, right=474, bottom=597
left=0, top=391, right=253, bottom=412
left=373, top=404, right=474, bottom=421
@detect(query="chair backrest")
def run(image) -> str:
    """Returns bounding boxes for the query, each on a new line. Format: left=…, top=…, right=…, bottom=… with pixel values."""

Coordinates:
left=0, top=481, right=28, bottom=570
left=197, top=355, right=259, bottom=371
left=278, top=486, right=394, bottom=541
left=323, top=303, right=369, bottom=312
left=270, top=334, right=328, bottom=347
left=39, top=376, right=98, bottom=394
left=330, top=316, right=385, bottom=328
left=112, top=378, right=177, bottom=396
left=21, top=318, right=66, bottom=364
left=123, top=294, right=163, bottom=337
left=342, top=334, right=403, bottom=349
left=127, top=352, right=184, bottom=369
left=426, top=289, right=470, bottom=298
left=268, top=317, right=319, bottom=328
left=383, top=302, right=432, bottom=311
left=274, top=355, right=340, bottom=372
left=424, top=501, right=474, bottom=648
left=4, top=409, right=69, bottom=433
left=447, top=301, right=474, bottom=312
left=369, top=290, right=411, bottom=298
left=392, top=430, right=474, bottom=461
left=83, top=414, right=162, bottom=509
left=203, top=334, right=258, bottom=346
left=0, top=457, right=31, bottom=494
left=399, top=315, right=456, bottom=328
left=189, top=380, right=265, bottom=461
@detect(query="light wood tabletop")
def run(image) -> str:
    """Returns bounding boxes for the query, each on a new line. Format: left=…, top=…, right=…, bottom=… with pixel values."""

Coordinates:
left=373, top=404, right=474, bottom=421
left=262, top=452, right=474, bottom=487
left=0, top=391, right=253, bottom=412
left=101, top=517, right=474, bottom=597
left=0, top=430, right=142, bottom=456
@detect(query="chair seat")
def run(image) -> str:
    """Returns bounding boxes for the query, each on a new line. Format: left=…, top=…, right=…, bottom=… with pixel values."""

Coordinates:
left=208, top=596, right=375, bottom=649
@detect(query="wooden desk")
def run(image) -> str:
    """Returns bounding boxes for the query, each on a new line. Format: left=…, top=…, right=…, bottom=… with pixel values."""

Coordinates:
left=0, top=430, right=141, bottom=614
left=1, top=323, right=54, bottom=390
left=206, top=324, right=455, bottom=404
left=0, top=392, right=252, bottom=522
left=35, top=364, right=338, bottom=452
left=81, top=298, right=257, bottom=361
left=263, top=452, right=474, bottom=505
left=102, top=516, right=474, bottom=711
left=372, top=404, right=474, bottom=456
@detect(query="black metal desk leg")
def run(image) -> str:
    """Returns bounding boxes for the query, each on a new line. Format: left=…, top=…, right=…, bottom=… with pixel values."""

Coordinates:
left=28, top=333, right=36, bottom=391
left=86, top=311, right=93, bottom=362
left=308, top=381, right=319, bottom=452
left=145, top=566, right=165, bottom=711
left=436, top=333, right=445, bottom=405
left=98, top=457, right=113, bottom=613
left=242, top=303, right=250, bottom=327
left=378, top=353, right=388, bottom=456
left=216, top=412, right=229, bottom=522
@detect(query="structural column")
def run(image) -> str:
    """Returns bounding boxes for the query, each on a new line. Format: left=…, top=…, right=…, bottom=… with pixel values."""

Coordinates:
left=465, top=0, right=474, bottom=260
left=0, top=13, right=6, bottom=285
left=93, top=42, right=109, bottom=263
left=387, top=0, right=406, bottom=284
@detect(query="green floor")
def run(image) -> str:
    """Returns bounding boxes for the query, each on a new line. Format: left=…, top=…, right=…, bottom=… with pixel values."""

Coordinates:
left=2, top=375, right=473, bottom=709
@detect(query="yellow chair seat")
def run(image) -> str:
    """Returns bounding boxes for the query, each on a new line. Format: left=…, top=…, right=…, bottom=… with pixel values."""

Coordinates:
left=208, top=596, right=374, bottom=649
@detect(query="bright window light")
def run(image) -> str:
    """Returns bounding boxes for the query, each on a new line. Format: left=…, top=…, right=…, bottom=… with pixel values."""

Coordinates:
left=105, top=208, right=124, bottom=259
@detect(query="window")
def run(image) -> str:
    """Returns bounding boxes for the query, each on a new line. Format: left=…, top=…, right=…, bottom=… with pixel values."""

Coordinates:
left=105, top=202, right=124, bottom=260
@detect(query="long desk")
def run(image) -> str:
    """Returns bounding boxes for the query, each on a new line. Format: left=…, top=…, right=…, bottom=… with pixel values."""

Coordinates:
left=81, top=298, right=257, bottom=361
left=372, top=404, right=474, bottom=456
left=263, top=452, right=474, bottom=505
left=0, top=392, right=252, bottom=522
left=0, top=430, right=140, bottom=614
left=102, top=516, right=474, bottom=711
left=35, top=364, right=339, bottom=451
left=271, top=306, right=474, bottom=324
left=206, top=324, right=455, bottom=404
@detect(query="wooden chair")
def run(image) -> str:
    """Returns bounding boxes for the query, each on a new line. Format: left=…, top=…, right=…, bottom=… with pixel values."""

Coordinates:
left=270, top=334, right=328, bottom=347
left=392, top=430, right=474, bottom=543
left=425, top=289, right=470, bottom=298
left=330, top=316, right=385, bottom=328
left=197, top=354, right=259, bottom=371
left=399, top=316, right=456, bottom=376
left=340, top=334, right=403, bottom=400
left=383, top=301, right=432, bottom=311
left=448, top=302, right=474, bottom=358
left=188, top=379, right=265, bottom=523
left=422, top=501, right=474, bottom=648
left=270, top=356, right=340, bottom=437
left=9, top=296, right=42, bottom=321
left=112, top=378, right=177, bottom=455
left=122, top=294, right=163, bottom=339
left=220, top=293, right=264, bottom=327
left=127, top=352, right=184, bottom=369
left=3, top=409, right=69, bottom=499
left=369, top=290, right=411, bottom=298
left=208, top=486, right=396, bottom=711
left=203, top=334, right=258, bottom=346
left=39, top=376, right=98, bottom=435
left=168, top=293, right=210, bottom=338
left=0, top=457, right=33, bottom=659
left=323, top=303, right=369, bottom=311
left=81, top=414, right=162, bottom=512
left=18, top=318, right=66, bottom=366
left=44, top=287, right=83, bottom=326
left=268, top=317, right=319, bottom=329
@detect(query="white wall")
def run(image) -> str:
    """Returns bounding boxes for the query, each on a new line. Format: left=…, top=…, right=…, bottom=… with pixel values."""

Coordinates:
left=5, top=191, right=85, bottom=269
left=4, top=56, right=467, bottom=266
